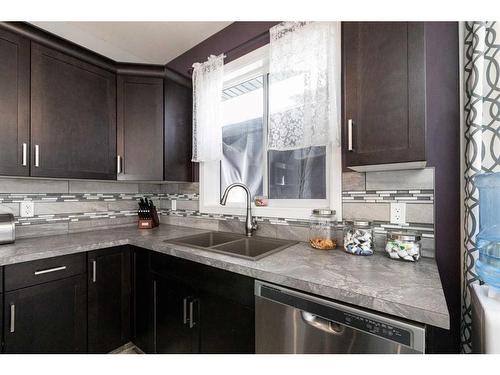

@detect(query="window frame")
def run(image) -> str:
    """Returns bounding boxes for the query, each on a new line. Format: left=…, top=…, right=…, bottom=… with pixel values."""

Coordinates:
left=199, top=45, right=342, bottom=220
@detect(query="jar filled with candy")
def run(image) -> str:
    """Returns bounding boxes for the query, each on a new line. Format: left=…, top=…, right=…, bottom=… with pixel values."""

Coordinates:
left=385, top=232, right=421, bottom=262
left=343, top=220, right=374, bottom=256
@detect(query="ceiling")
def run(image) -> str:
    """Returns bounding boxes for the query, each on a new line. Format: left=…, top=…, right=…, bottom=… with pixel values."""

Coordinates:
left=30, top=22, right=233, bottom=65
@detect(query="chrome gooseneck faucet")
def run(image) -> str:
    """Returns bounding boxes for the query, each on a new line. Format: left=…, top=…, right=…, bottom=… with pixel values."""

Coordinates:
left=220, top=182, right=258, bottom=237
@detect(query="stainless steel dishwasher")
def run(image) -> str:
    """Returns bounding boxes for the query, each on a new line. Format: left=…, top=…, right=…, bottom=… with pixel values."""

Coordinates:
left=255, top=281, right=425, bottom=354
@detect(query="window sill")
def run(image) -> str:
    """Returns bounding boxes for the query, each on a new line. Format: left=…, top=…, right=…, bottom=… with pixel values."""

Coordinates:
left=199, top=204, right=325, bottom=221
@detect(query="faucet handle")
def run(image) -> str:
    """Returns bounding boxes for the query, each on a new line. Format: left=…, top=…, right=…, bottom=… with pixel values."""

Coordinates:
left=251, top=218, right=258, bottom=232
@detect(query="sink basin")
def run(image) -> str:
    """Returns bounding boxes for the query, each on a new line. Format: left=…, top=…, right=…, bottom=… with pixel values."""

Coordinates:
left=167, top=231, right=243, bottom=248
left=165, top=231, right=297, bottom=260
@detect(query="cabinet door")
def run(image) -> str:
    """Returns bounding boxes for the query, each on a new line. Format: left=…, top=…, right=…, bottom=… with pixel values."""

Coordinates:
left=343, top=22, right=425, bottom=168
left=197, top=262, right=255, bottom=353
left=155, top=275, right=199, bottom=353
left=30, top=43, right=116, bottom=179
left=0, top=292, right=3, bottom=352
left=88, top=247, right=131, bottom=353
left=0, top=28, right=30, bottom=176
left=117, top=75, right=164, bottom=180
left=3, top=275, right=87, bottom=353
left=199, top=290, right=255, bottom=353
left=132, top=248, right=154, bottom=353
left=164, top=75, right=194, bottom=182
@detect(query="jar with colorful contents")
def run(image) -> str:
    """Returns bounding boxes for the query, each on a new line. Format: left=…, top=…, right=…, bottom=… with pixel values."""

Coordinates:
left=309, top=209, right=337, bottom=250
left=343, top=220, right=374, bottom=256
left=385, top=232, right=421, bottom=262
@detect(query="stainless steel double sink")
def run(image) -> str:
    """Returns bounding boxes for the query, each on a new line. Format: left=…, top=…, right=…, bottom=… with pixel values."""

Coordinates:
left=165, top=231, right=297, bottom=260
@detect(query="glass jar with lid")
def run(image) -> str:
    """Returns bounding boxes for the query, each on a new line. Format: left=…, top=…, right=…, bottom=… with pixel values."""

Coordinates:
left=309, top=209, right=337, bottom=250
left=343, top=220, right=374, bottom=256
left=385, top=232, right=421, bottom=262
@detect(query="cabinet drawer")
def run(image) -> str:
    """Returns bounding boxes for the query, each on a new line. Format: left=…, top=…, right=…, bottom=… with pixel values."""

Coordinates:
left=4, top=253, right=86, bottom=292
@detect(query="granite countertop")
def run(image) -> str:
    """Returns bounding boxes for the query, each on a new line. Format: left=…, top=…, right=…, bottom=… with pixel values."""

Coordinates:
left=0, top=224, right=449, bottom=329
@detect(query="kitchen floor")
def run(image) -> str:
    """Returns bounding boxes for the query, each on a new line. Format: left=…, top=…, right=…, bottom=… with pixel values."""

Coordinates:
left=110, top=343, right=143, bottom=354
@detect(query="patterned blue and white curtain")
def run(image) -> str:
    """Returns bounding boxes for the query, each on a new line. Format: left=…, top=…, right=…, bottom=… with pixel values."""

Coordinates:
left=462, top=21, right=500, bottom=353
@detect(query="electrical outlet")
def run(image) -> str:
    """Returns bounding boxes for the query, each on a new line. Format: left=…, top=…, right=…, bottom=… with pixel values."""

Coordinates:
left=20, top=201, right=34, bottom=217
left=390, top=202, right=406, bottom=224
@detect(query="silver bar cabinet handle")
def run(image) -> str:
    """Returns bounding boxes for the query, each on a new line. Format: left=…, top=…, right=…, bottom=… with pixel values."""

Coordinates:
left=34, top=265, right=66, bottom=276
left=183, top=298, right=188, bottom=325
left=22, top=143, right=27, bottom=166
left=92, top=260, right=97, bottom=283
left=10, top=304, right=15, bottom=333
left=189, top=299, right=196, bottom=329
left=347, top=119, right=354, bottom=151
left=34, top=145, right=40, bottom=167
left=117, top=155, right=122, bottom=174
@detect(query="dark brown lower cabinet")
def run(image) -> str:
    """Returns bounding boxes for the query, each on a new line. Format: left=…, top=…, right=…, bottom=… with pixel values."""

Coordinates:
left=199, top=289, right=254, bottom=353
left=87, top=246, right=131, bottom=353
left=0, top=247, right=254, bottom=354
left=2, top=275, right=87, bottom=353
left=154, top=275, right=199, bottom=353
left=132, top=248, right=154, bottom=353
left=137, top=253, right=255, bottom=354
left=0, top=292, right=3, bottom=352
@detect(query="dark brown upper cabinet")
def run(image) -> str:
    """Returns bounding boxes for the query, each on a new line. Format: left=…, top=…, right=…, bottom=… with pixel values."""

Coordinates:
left=30, top=43, right=117, bottom=179
left=0, top=29, right=30, bottom=176
left=164, top=70, right=195, bottom=182
left=342, top=22, right=426, bottom=171
left=117, top=74, right=164, bottom=181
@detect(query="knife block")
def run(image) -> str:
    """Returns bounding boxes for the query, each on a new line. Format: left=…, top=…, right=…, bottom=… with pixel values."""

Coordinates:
left=138, top=206, right=159, bottom=229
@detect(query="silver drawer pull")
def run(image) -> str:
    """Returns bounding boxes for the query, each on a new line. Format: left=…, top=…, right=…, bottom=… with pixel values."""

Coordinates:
left=34, top=265, right=67, bottom=275
left=10, top=304, right=15, bottom=333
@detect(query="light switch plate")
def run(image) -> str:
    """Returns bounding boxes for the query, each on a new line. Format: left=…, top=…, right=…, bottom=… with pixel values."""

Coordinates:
left=20, top=201, right=35, bottom=217
left=390, top=202, right=406, bottom=224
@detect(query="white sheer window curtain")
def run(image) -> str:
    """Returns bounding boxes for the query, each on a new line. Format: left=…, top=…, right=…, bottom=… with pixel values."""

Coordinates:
left=192, top=54, right=224, bottom=162
left=268, top=22, right=341, bottom=151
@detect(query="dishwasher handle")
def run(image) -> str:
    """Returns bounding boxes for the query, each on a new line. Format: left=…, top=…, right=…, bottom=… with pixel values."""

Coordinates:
left=301, top=311, right=345, bottom=335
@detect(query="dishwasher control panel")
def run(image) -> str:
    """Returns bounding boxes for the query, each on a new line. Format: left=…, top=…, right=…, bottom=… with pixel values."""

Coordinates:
left=343, top=312, right=411, bottom=346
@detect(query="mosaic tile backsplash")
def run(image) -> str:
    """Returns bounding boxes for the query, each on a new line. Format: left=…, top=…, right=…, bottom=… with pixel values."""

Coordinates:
left=0, top=168, right=435, bottom=257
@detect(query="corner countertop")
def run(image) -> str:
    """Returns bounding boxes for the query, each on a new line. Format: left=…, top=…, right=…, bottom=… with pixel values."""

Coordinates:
left=0, top=224, right=449, bottom=329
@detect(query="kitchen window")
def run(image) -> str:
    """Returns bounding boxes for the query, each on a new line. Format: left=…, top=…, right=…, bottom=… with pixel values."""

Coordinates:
left=199, top=44, right=342, bottom=219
